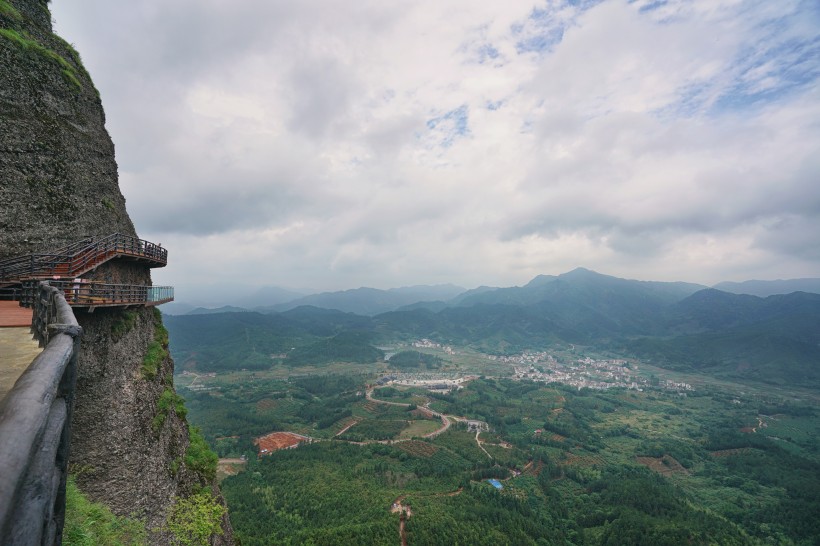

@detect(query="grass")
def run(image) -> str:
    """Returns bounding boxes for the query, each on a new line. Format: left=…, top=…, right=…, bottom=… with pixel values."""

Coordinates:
left=0, top=0, right=22, bottom=20
left=152, top=387, right=187, bottom=432
left=111, top=310, right=137, bottom=340
left=185, top=425, right=218, bottom=482
left=0, top=28, right=83, bottom=91
left=164, top=489, right=225, bottom=546
left=399, top=419, right=442, bottom=439
left=63, top=476, right=147, bottom=545
left=142, top=309, right=169, bottom=380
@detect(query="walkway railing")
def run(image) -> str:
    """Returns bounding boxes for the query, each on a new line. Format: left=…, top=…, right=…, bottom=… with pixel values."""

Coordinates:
left=0, top=233, right=167, bottom=284
left=0, top=282, right=82, bottom=544
left=20, top=281, right=174, bottom=309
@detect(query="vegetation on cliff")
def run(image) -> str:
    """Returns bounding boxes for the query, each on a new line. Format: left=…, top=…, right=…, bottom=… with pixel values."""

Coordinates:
left=164, top=489, right=226, bottom=546
left=64, top=477, right=146, bottom=546
left=143, top=308, right=170, bottom=380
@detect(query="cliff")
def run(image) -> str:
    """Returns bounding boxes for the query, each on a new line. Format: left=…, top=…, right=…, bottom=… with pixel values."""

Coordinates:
left=0, top=1, right=233, bottom=543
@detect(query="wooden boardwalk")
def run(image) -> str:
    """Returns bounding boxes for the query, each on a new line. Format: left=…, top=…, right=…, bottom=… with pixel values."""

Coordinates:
left=0, top=327, right=41, bottom=403
left=0, top=301, right=32, bottom=328
left=0, top=303, right=38, bottom=404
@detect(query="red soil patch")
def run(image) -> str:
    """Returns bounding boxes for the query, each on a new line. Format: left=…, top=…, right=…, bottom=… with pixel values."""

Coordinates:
left=550, top=434, right=566, bottom=443
left=740, top=427, right=755, bottom=434
left=254, top=432, right=308, bottom=456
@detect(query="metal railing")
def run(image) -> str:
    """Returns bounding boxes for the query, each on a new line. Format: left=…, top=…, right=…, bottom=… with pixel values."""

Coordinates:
left=0, top=233, right=168, bottom=284
left=0, top=282, right=82, bottom=545
left=20, top=281, right=174, bottom=309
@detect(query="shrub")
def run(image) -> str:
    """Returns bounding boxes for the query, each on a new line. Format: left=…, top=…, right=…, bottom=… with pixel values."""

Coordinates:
left=63, top=476, right=146, bottom=545
left=111, top=310, right=137, bottom=340
left=142, top=310, right=169, bottom=380
left=165, top=489, right=225, bottom=546
left=185, top=425, right=218, bottom=482
left=152, top=388, right=187, bottom=432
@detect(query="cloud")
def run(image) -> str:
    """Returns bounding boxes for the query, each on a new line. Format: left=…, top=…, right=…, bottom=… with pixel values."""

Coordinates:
left=51, top=0, right=820, bottom=296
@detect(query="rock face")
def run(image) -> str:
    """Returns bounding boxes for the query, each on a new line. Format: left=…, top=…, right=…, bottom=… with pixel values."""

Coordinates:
left=0, top=1, right=233, bottom=543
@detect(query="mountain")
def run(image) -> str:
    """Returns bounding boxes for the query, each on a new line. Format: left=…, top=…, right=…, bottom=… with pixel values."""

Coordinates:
left=450, top=268, right=706, bottom=336
left=456, top=268, right=705, bottom=308
left=713, top=278, right=820, bottom=297
left=266, top=284, right=466, bottom=315
left=394, top=300, right=451, bottom=313
left=165, top=307, right=378, bottom=371
left=626, top=290, right=820, bottom=386
left=166, top=270, right=820, bottom=389
left=159, top=301, right=197, bottom=315
left=187, top=305, right=250, bottom=315
left=239, top=285, right=306, bottom=308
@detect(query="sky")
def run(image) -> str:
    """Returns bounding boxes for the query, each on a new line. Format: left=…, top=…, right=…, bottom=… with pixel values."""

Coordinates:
left=51, top=0, right=820, bottom=303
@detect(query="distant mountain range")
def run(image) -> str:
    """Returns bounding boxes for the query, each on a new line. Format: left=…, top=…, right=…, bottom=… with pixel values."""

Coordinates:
left=167, top=272, right=820, bottom=316
left=713, top=278, right=820, bottom=297
left=261, top=284, right=466, bottom=316
left=164, top=269, right=820, bottom=388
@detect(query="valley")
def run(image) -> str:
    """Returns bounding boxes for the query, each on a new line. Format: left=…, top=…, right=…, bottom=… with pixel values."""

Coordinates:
left=175, top=340, right=820, bottom=545
left=165, top=271, right=820, bottom=544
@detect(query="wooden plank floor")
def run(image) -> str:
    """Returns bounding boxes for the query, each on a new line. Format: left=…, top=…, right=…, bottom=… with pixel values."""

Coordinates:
left=0, top=327, right=42, bottom=403
left=0, top=301, right=32, bottom=327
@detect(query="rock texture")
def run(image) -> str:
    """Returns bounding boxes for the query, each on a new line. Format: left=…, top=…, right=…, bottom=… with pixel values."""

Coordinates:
left=0, top=0, right=134, bottom=258
left=0, top=1, right=233, bottom=543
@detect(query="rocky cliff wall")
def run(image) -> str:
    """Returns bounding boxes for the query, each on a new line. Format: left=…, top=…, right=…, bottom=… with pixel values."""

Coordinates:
left=0, top=1, right=233, bottom=543
left=0, top=0, right=134, bottom=258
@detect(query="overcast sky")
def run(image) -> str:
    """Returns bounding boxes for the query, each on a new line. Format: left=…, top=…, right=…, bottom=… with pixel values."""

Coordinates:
left=52, top=0, right=820, bottom=302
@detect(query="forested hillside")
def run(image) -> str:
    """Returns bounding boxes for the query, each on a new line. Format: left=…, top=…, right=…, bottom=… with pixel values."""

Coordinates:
left=166, top=270, right=820, bottom=388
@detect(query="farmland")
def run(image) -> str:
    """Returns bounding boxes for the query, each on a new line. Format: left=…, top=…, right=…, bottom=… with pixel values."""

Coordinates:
left=180, top=361, right=820, bottom=545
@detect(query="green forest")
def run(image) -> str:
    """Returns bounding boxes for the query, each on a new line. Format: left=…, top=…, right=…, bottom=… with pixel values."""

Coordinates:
left=181, top=368, right=820, bottom=545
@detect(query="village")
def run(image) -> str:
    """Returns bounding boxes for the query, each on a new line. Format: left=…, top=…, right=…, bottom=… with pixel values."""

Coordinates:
left=389, top=343, right=694, bottom=393
left=498, top=351, right=693, bottom=392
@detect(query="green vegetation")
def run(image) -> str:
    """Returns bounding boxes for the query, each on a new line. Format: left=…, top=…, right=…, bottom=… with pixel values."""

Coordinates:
left=142, top=309, right=169, bottom=380
left=111, top=310, right=137, bottom=341
left=64, top=476, right=146, bottom=546
left=0, top=0, right=22, bottom=20
left=185, top=425, right=218, bottom=482
left=389, top=350, right=443, bottom=369
left=166, top=283, right=820, bottom=388
left=165, top=489, right=225, bottom=546
left=152, top=388, right=187, bottom=432
left=165, top=278, right=820, bottom=542
left=0, top=28, right=83, bottom=90
left=180, top=369, right=820, bottom=544
left=286, top=331, right=384, bottom=366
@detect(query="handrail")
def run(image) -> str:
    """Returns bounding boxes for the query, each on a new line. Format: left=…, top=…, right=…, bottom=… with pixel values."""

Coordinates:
left=0, top=282, right=82, bottom=545
left=0, top=233, right=167, bottom=283
left=20, top=281, right=174, bottom=309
